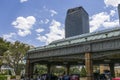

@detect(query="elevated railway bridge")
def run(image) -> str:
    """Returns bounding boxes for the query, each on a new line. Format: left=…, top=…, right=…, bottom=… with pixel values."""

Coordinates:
left=26, top=27, right=120, bottom=80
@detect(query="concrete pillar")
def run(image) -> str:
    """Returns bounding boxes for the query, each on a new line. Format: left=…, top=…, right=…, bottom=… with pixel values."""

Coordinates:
left=25, top=59, right=30, bottom=78
left=66, top=64, right=70, bottom=75
left=100, top=64, right=105, bottom=74
left=47, top=64, right=51, bottom=80
left=25, top=60, right=34, bottom=79
left=85, top=53, right=93, bottom=80
left=47, top=64, right=51, bottom=74
left=29, top=63, right=34, bottom=79
left=109, top=63, right=115, bottom=78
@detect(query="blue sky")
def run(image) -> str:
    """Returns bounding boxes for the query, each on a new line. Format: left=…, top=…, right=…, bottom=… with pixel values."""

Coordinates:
left=0, top=0, right=120, bottom=47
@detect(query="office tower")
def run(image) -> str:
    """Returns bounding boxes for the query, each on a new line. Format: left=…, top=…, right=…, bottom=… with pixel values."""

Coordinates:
left=65, top=7, right=89, bottom=38
left=118, top=4, right=120, bottom=24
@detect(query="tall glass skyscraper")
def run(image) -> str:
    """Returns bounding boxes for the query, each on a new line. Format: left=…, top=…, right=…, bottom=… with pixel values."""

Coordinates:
left=118, top=4, right=120, bottom=24
left=65, top=7, right=89, bottom=38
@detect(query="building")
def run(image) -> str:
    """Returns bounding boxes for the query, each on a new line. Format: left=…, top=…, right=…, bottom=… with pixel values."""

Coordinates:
left=65, top=7, right=89, bottom=38
left=118, top=4, right=120, bottom=24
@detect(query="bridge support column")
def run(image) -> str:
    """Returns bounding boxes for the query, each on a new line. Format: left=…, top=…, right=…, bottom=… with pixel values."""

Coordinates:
left=109, top=63, right=115, bottom=78
left=25, top=59, right=29, bottom=78
left=100, top=64, right=105, bottom=74
left=25, top=60, right=34, bottom=79
left=47, top=64, right=51, bottom=74
left=66, top=64, right=70, bottom=75
left=29, top=63, right=34, bottom=79
left=85, top=52, right=93, bottom=80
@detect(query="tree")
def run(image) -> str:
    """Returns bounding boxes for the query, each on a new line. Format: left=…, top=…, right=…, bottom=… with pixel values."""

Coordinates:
left=34, top=64, right=47, bottom=75
left=70, top=66, right=80, bottom=74
left=0, top=37, right=10, bottom=56
left=4, top=41, right=30, bottom=75
left=51, top=66, right=65, bottom=76
left=0, top=37, right=10, bottom=66
left=80, top=66, right=87, bottom=77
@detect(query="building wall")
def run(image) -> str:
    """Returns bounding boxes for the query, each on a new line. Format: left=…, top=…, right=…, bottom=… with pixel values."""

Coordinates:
left=118, top=4, right=120, bottom=24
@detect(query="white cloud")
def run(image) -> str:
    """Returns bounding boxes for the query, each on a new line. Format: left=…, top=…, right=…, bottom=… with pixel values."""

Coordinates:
left=50, top=10, right=58, bottom=16
left=46, top=20, right=64, bottom=43
left=12, top=16, right=36, bottom=37
left=3, top=33, right=16, bottom=42
left=90, top=12, right=110, bottom=32
left=18, top=30, right=31, bottom=37
left=36, top=19, right=64, bottom=44
left=90, top=10, right=119, bottom=32
left=35, top=28, right=44, bottom=33
left=103, top=19, right=119, bottom=28
left=110, top=10, right=116, bottom=16
left=36, top=34, right=47, bottom=42
left=104, top=0, right=120, bottom=7
left=20, top=0, right=28, bottom=3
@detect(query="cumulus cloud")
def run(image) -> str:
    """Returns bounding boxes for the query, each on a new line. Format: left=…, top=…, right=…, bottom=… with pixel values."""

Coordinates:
left=90, top=12, right=110, bottom=32
left=36, top=19, right=64, bottom=44
left=104, top=0, right=120, bottom=7
left=90, top=11, right=119, bottom=32
left=110, top=10, right=116, bottom=16
left=103, top=19, right=119, bottom=28
left=45, top=20, right=64, bottom=43
left=18, top=30, right=31, bottom=37
left=36, top=34, right=47, bottom=42
left=3, top=33, right=16, bottom=42
left=50, top=10, right=58, bottom=17
left=12, top=16, right=36, bottom=37
left=35, top=28, right=44, bottom=33
left=20, top=0, right=28, bottom=3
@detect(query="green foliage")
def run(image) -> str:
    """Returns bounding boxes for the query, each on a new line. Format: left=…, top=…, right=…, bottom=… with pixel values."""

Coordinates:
left=70, top=66, right=80, bottom=74
left=0, top=37, right=10, bottom=56
left=0, top=60, right=2, bottom=66
left=0, top=37, right=31, bottom=75
left=80, top=66, right=87, bottom=77
left=51, top=66, right=65, bottom=76
left=0, top=37, right=10, bottom=67
left=8, top=70, right=12, bottom=75
left=10, top=75, right=16, bottom=79
left=0, top=75, right=7, bottom=80
left=0, top=45, right=8, bottom=56
left=2, top=70, right=8, bottom=75
left=34, top=65, right=47, bottom=75
left=3, top=41, right=30, bottom=75
left=0, top=69, right=14, bottom=75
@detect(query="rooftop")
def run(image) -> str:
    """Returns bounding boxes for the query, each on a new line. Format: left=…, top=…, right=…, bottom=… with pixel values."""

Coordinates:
left=28, top=27, right=120, bottom=53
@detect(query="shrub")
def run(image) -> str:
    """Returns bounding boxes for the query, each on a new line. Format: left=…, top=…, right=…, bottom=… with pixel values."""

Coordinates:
left=0, top=75, right=7, bottom=80
left=10, top=75, right=16, bottom=79
left=80, top=66, right=87, bottom=77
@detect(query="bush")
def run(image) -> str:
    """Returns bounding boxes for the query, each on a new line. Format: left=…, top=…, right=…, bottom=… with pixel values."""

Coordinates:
left=0, top=75, right=7, bottom=80
left=80, top=66, right=87, bottom=77
left=1, top=70, right=8, bottom=75
left=10, top=75, right=16, bottom=79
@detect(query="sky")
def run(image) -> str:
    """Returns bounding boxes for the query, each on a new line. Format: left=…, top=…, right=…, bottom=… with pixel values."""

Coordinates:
left=0, top=0, right=120, bottom=47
